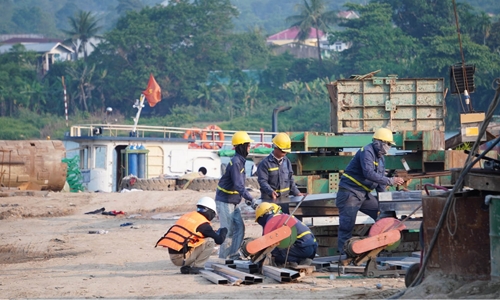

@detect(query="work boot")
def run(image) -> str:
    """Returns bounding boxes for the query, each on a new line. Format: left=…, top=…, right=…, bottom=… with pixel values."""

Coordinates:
left=299, top=258, right=313, bottom=266
left=180, top=266, right=191, bottom=274
left=189, top=267, right=202, bottom=274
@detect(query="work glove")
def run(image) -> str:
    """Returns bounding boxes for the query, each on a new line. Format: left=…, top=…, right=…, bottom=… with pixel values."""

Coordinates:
left=217, top=227, right=228, bottom=240
left=251, top=198, right=261, bottom=210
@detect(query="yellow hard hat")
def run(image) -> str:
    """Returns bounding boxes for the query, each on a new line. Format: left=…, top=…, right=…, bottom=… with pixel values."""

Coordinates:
left=272, top=133, right=291, bottom=152
left=255, top=202, right=275, bottom=222
left=373, top=128, right=395, bottom=145
left=232, top=131, right=254, bottom=146
left=270, top=203, right=282, bottom=214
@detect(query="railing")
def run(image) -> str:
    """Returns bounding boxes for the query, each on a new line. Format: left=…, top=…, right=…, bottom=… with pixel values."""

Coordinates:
left=69, top=124, right=277, bottom=149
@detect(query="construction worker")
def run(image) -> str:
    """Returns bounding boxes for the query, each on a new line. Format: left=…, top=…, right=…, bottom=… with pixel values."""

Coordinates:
left=336, top=128, right=405, bottom=255
left=215, top=131, right=254, bottom=260
left=254, top=202, right=317, bottom=267
left=256, top=132, right=303, bottom=214
left=155, top=196, right=227, bottom=274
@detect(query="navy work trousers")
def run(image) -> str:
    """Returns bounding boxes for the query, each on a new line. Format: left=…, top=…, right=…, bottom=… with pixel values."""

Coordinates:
left=336, top=189, right=379, bottom=255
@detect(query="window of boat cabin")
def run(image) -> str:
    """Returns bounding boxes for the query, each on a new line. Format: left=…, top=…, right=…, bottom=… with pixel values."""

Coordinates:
left=80, top=146, right=89, bottom=169
left=94, top=146, right=107, bottom=169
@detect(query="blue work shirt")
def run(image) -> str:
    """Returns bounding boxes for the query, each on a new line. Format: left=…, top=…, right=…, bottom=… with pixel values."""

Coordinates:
left=339, top=142, right=392, bottom=193
left=215, top=153, right=253, bottom=205
left=256, top=153, right=301, bottom=201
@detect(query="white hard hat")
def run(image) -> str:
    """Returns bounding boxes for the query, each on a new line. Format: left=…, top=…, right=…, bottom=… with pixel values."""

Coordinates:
left=197, top=196, right=216, bottom=214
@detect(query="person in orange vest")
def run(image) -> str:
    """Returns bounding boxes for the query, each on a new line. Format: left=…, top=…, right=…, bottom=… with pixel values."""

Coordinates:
left=155, top=197, right=227, bottom=274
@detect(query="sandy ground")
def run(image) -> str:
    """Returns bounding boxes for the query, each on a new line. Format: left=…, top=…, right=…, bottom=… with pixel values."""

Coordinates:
left=0, top=190, right=498, bottom=299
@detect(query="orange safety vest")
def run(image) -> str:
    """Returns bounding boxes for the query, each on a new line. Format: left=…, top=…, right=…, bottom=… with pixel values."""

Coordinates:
left=155, top=211, right=209, bottom=252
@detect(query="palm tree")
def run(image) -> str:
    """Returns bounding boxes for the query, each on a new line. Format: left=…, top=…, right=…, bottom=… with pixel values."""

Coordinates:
left=64, top=10, right=103, bottom=61
left=286, top=0, right=337, bottom=76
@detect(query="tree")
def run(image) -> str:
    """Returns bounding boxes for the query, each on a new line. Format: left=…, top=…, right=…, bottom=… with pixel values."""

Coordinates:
left=11, top=6, right=57, bottom=35
left=486, top=20, right=500, bottom=54
left=332, top=2, right=419, bottom=77
left=286, top=0, right=337, bottom=77
left=55, top=2, right=79, bottom=31
left=91, top=0, right=247, bottom=116
left=375, top=0, right=455, bottom=42
left=64, top=10, right=103, bottom=61
left=0, top=45, right=39, bottom=116
left=116, top=0, right=144, bottom=16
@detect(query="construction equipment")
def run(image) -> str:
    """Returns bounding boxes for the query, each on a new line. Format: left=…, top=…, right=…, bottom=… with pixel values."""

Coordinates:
left=240, top=195, right=307, bottom=263
left=340, top=217, right=408, bottom=277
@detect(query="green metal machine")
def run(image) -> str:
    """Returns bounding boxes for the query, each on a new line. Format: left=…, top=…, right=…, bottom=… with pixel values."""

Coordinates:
left=286, top=74, right=459, bottom=194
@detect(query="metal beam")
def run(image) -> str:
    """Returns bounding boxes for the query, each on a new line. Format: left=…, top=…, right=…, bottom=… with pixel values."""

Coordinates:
left=212, top=264, right=256, bottom=283
left=200, top=270, right=228, bottom=285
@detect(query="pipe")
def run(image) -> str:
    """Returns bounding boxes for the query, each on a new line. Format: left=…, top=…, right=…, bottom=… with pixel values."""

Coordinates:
left=485, top=195, right=500, bottom=206
left=272, top=106, right=292, bottom=134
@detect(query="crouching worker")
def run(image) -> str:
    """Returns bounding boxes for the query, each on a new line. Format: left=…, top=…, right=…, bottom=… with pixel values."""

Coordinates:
left=254, top=202, right=317, bottom=267
left=155, top=197, right=227, bottom=274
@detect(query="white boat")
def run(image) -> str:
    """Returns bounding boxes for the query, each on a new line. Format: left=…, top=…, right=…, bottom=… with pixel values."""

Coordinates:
left=64, top=123, right=275, bottom=192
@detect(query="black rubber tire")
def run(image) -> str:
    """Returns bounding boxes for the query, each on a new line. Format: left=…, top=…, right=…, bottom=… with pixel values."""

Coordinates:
left=121, top=178, right=176, bottom=191
left=187, top=178, right=219, bottom=191
left=185, top=176, right=260, bottom=191
left=405, top=263, right=420, bottom=288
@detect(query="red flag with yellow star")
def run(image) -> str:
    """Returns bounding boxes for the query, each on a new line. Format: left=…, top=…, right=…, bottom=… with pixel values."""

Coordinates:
left=143, top=74, right=161, bottom=107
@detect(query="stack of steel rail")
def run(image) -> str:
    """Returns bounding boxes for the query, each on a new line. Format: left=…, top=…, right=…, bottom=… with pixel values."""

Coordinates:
left=262, top=266, right=301, bottom=283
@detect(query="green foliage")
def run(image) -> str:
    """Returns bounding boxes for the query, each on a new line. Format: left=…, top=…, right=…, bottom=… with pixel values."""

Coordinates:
left=0, top=117, right=41, bottom=140
left=92, top=1, right=267, bottom=117
left=63, top=10, right=103, bottom=60
left=332, top=2, right=420, bottom=77
left=1, top=0, right=500, bottom=141
left=286, top=0, right=338, bottom=77
left=454, top=142, right=473, bottom=151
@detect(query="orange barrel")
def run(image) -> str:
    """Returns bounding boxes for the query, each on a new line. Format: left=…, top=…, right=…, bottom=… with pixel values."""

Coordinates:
left=0, top=140, right=67, bottom=191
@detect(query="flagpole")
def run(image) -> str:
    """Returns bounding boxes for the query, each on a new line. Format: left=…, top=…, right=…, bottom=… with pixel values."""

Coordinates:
left=131, top=94, right=145, bottom=137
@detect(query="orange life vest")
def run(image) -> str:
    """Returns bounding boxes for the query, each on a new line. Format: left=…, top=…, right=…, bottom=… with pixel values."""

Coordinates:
left=155, top=211, right=209, bottom=252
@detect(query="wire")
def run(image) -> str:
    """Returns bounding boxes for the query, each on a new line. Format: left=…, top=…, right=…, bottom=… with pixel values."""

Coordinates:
left=390, top=78, right=500, bottom=299
left=452, top=0, right=472, bottom=111
left=452, top=71, right=467, bottom=113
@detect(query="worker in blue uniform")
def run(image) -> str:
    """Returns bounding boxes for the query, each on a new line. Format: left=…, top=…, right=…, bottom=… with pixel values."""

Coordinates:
left=336, top=128, right=405, bottom=255
left=254, top=202, right=317, bottom=267
left=256, top=132, right=303, bottom=214
left=215, top=131, right=254, bottom=260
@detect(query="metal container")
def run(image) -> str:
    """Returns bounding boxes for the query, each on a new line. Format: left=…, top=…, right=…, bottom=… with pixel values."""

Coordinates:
left=327, top=76, right=446, bottom=133
left=423, top=194, right=490, bottom=280
left=0, top=140, right=67, bottom=191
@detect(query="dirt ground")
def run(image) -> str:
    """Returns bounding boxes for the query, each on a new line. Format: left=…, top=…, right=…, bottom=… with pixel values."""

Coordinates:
left=0, top=190, right=498, bottom=299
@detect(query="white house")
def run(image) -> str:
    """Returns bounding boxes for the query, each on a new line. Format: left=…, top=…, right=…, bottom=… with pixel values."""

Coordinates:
left=0, top=42, right=74, bottom=74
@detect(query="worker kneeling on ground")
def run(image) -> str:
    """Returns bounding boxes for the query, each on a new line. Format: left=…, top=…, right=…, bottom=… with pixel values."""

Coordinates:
left=336, top=128, right=405, bottom=256
left=155, top=197, right=227, bottom=274
left=254, top=202, right=318, bottom=267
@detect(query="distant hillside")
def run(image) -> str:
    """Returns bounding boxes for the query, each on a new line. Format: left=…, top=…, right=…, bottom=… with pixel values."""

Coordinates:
left=0, top=0, right=496, bottom=38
